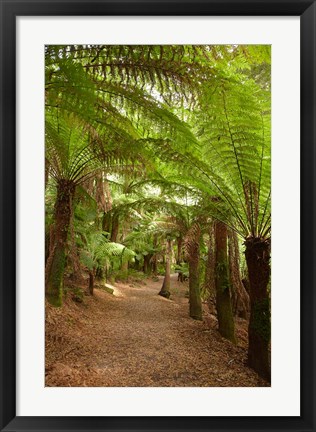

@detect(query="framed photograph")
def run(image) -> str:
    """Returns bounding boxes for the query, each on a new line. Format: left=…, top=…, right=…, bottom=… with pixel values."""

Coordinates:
left=0, top=1, right=315, bottom=431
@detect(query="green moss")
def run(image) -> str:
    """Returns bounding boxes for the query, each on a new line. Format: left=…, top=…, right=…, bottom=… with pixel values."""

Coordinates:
left=47, top=247, right=65, bottom=307
left=216, top=262, right=231, bottom=293
left=251, top=299, right=271, bottom=342
left=46, top=292, right=62, bottom=307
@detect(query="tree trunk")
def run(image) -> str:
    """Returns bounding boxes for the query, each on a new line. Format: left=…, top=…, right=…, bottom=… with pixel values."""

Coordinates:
left=152, top=234, right=158, bottom=275
left=152, top=256, right=158, bottom=275
left=89, top=270, right=94, bottom=295
left=102, top=211, right=111, bottom=234
left=176, top=235, right=183, bottom=265
left=204, top=224, right=216, bottom=314
left=45, top=158, right=49, bottom=189
left=176, top=235, right=185, bottom=281
left=159, top=239, right=171, bottom=298
left=215, top=221, right=236, bottom=344
left=186, top=223, right=202, bottom=320
left=45, top=229, right=50, bottom=265
left=245, top=237, right=271, bottom=382
left=188, top=255, right=202, bottom=320
left=45, top=179, right=75, bottom=306
left=68, top=204, right=83, bottom=283
left=110, top=213, right=119, bottom=242
left=143, top=254, right=152, bottom=275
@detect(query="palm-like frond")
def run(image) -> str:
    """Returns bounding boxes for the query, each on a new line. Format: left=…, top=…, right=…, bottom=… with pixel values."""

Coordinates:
left=80, top=231, right=135, bottom=271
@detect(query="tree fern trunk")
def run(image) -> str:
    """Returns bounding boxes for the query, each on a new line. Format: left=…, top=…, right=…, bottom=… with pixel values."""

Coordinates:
left=159, top=238, right=171, bottom=298
left=204, top=224, right=216, bottom=314
left=188, top=250, right=202, bottom=320
left=245, top=237, right=271, bottom=381
left=45, top=179, right=75, bottom=306
left=102, top=211, right=111, bottom=234
left=152, top=256, right=158, bottom=275
left=143, top=254, right=152, bottom=275
left=110, top=213, right=119, bottom=242
left=176, top=235, right=183, bottom=265
left=187, top=224, right=202, bottom=320
left=215, top=221, right=236, bottom=344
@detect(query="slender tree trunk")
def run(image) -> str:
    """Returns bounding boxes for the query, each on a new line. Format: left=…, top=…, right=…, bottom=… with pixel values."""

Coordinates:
left=186, top=223, right=202, bottom=320
left=245, top=237, right=271, bottom=381
left=45, top=179, right=75, bottom=306
left=88, top=270, right=94, bottom=295
left=159, top=238, right=171, bottom=298
left=188, top=254, right=202, bottom=320
left=215, top=221, right=236, bottom=344
left=143, top=254, right=152, bottom=275
left=152, top=234, right=158, bottom=275
left=204, top=224, right=216, bottom=315
left=102, top=211, right=111, bottom=234
left=110, top=213, right=119, bottom=242
left=176, top=235, right=183, bottom=265
left=101, top=176, right=113, bottom=236
left=176, top=235, right=185, bottom=281
left=152, top=256, right=158, bottom=275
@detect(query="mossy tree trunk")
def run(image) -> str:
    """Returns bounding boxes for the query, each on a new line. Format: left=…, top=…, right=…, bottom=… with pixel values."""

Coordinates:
left=159, top=238, right=171, bottom=298
left=245, top=237, right=271, bottom=381
left=215, top=221, right=236, bottom=344
left=186, top=224, right=202, bottom=320
left=45, top=179, right=75, bottom=306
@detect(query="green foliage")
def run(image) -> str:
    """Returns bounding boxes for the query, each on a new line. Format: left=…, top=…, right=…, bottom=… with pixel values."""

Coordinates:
left=174, top=262, right=189, bottom=279
left=79, top=231, right=136, bottom=273
left=45, top=44, right=270, bottom=314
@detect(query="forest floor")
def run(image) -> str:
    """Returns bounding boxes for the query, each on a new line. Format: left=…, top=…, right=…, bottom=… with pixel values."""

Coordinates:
left=45, top=274, right=269, bottom=387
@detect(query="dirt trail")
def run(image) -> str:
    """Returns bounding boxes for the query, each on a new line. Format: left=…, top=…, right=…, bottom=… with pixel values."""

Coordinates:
left=46, top=275, right=269, bottom=387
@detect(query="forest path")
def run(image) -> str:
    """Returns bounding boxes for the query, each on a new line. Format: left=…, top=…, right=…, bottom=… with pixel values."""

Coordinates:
left=46, top=274, right=268, bottom=387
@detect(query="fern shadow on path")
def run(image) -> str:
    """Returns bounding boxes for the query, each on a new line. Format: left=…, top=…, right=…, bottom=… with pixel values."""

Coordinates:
left=45, top=274, right=269, bottom=387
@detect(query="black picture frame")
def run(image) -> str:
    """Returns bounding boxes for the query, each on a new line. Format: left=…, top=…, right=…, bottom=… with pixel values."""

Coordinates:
left=0, top=1, right=315, bottom=431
